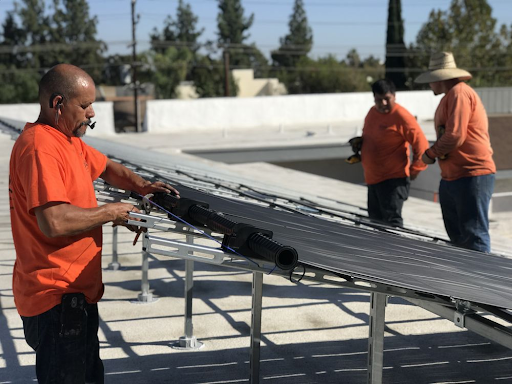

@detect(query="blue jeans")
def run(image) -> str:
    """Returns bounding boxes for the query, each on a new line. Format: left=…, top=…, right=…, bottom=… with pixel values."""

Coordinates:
left=367, top=177, right=410, bottom=227
left=21, top=296, right=104, bottom=384
left=439, top=174, right=495, bottom=253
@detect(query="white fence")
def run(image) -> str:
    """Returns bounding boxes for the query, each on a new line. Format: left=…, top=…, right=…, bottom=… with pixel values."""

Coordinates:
left=1, top=87, right=510, bottom=136
left=0, top=102, right=116, bottom=136
left=143, top=90, right=444, bottom=134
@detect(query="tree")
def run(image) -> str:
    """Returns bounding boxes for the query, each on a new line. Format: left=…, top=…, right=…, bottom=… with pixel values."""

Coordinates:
left=149, top=0, right=213, bottom=98
left=411, top=0, right=506, bottom=87
left=0, top=0, right=105, bottom=103
left=216, top=0, right=255, bottom=67
left=271, top=0, right=313, bottom=68
left=281, top=51, right=383, bottom=95
left=497, top=24, right=512, bottom=87
left=0, top=66, right=40, bottom=103
left=102, top=54, right=133, bottom=86
left=150, top=0, right=203, bottom=54
left=385, top=0, right=407, bottom=90
left=49, top=0, right=105, bottom=81
left=190, top=55, right=237, bottom=98
left=0, top=1, right=50, bottom=102
left=0, top=11, right=26, bottom=67
left=11, top=0, right=50, bottom=69
left=151, top=47, right=193, bottom=99
left=346, top=48, right=361, bottom=68
left=217, top=0, right=253, bottom=46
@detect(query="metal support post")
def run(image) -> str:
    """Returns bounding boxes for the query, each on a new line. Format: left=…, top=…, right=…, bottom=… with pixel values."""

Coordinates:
left=250, top=272, right=263, bottom=384
left=107, top=225, right=121, bottom=270
left=136, top=233, right=158, bottom=303
left=367, top=292, right=386, bottom=384
left=172, top=231, right=204, bottom=350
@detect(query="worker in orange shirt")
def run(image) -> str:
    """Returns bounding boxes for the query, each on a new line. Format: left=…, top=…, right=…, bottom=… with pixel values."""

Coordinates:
left=9, top=64, right=179, bottom=383
left=415, top=52, right=496, bottom=253
left=348, top=79, right=429, bottom=227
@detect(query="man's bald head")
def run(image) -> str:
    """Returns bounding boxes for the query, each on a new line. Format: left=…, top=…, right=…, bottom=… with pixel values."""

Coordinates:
left=39, top=64, right=94, bottom=107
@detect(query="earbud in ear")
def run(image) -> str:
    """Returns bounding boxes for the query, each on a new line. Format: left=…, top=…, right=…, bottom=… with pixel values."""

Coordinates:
left=49, top=93, right=64, bottom=109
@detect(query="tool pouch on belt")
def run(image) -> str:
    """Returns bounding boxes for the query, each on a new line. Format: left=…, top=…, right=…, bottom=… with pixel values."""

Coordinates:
left=59, top=293, right=86, bottom=338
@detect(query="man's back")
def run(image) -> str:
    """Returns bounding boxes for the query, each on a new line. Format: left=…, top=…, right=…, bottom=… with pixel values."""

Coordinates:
left=432, top=82, right=495, bottom=181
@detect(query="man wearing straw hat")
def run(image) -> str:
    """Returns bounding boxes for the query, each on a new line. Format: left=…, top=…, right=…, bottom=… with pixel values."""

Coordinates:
left=415, top=52, right=496, bottom=253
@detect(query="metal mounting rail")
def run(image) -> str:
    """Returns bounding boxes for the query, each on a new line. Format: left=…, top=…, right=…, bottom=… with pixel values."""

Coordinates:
left=93, top=183, right=512, bottom=384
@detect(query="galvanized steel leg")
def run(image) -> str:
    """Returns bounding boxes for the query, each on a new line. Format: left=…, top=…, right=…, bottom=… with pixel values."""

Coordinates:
left=137, top=233, right=158, bottom=303
left=184, top=259, right=194, bottom=337
left=368, top=292, right=386, bottom=384
left=172, top=230, right=204, bottom=350
left=108, top=225, right=121, bottom=270
left=250, top=272, right=263, bottom=384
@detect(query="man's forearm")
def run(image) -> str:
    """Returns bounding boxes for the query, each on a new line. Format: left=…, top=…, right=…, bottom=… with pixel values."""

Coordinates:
left=100, top=159, right=149, bottom=195
left=35, top=202, right=132, bottom=238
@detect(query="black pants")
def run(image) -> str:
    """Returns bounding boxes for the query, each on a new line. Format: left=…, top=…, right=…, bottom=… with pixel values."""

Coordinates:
left=367, top=177, right=410, bottom=227
left=21, top=296, right=104, bottom=384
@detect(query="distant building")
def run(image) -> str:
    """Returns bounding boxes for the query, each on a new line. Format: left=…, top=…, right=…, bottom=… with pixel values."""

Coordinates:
left=97, top=84, right=155, bottom=132
left=232, top=69, right=287, bottom=98
left=176, top=81, right=199, bottom=100
left=175, top=69, right=287, bottom=100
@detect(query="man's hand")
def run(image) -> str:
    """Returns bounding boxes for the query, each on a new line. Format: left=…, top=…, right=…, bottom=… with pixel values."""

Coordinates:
left=140, top=181, right=180, bottom=198
left=422, top=152, right=436, bottom=165
left=101, top=159, right=180, bottom=199
left=109, top=202, right=142, bottom=232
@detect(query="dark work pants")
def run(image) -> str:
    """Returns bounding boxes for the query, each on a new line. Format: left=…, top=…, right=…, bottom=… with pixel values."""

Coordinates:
left=21, top=301, right=104, bottom=384
left=439, top=174, right=495, bottom=253
left=367, top=177, right=410, bottom=227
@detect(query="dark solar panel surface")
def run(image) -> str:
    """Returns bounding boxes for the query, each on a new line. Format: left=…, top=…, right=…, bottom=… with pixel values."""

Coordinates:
left=82, top=137, right=512, bottom=311
left=179, top=185, right=512, bottom=310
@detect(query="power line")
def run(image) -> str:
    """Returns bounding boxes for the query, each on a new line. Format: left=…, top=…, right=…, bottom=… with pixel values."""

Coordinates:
left=2, top=39, right=512, bottom=57
left=2, top=60, right=512, bottom=76
left=139, top=13, right=430, bottom=26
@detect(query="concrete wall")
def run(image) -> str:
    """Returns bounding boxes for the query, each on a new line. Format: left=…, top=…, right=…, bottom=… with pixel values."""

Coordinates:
left=144, top=90, right=443, bottom=133
left=476, top=87, right=512, bottom=115
left=0, top=102, right=116, bottom=136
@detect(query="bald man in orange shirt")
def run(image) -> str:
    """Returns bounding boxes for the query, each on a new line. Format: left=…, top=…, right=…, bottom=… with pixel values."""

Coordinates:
left=416, top=52, right=496, bottom=253
left=9, top=64, right=180, bottom=383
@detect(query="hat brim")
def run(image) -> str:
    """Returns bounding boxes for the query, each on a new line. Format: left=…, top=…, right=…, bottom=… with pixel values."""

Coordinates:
left=414, top=68, right=472, bottom=84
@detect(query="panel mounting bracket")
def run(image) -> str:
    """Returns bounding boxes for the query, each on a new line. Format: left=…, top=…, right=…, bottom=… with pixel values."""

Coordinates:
left=454, top=299, right=476, bottom=328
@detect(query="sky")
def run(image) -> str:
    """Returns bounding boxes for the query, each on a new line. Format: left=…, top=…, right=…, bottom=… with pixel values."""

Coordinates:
left=0, top=0, right=512, bottom=61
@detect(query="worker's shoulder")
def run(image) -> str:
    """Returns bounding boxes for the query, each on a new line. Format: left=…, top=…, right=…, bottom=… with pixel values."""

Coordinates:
left=13, top=123, right=65, bottom=157
left=392, top=103, right=418, bottom=124
left=450, top=82, right=478, bottom=99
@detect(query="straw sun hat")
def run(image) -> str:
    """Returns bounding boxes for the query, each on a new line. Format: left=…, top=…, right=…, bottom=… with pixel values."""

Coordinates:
left=414, top=52, right=472, bottom=84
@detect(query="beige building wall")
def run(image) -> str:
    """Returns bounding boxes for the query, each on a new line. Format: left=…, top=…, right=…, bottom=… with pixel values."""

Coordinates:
left=176, top=81, right=199, bottom=100
left=232, top=69, right=287, bottom=97
left=174, top=69, right=287, bottom=99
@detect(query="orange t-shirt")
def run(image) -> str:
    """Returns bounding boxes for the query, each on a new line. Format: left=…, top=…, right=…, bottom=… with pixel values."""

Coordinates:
left=361, top=103, right=429, bottom=185
left=428, top=82, right=496, bottom=181
left=9, top=123, right=107, bottom=317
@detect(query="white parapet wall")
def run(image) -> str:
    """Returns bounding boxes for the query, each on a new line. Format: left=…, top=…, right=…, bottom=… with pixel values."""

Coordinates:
left=0, top=101, right=116, bottom=136
left=144, top=90, right=442, bottom=134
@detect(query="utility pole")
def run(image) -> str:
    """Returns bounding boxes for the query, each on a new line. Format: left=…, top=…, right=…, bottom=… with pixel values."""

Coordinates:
left=223, top=49, right=230, bottom=97
left=131, top=0, right=140, bottom=132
